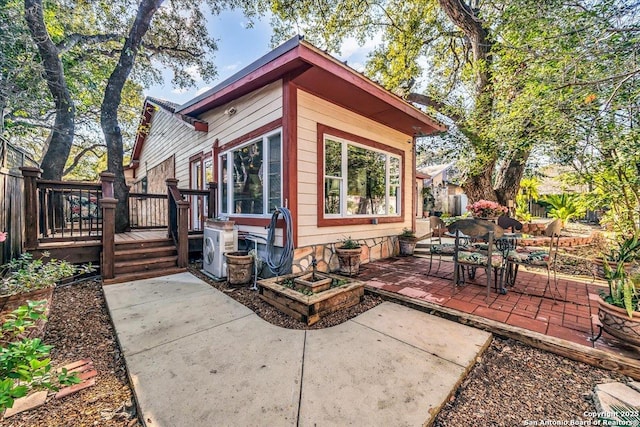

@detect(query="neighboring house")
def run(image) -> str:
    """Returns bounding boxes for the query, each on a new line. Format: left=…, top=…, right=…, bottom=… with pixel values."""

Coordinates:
left=417, top=163, right=465, bottom=215
left=129, top=36, right=445, bottom=272
left=536, top=165, right=588, bottom=195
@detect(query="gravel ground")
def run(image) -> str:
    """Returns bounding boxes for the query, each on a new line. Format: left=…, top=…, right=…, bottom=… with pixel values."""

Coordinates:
left=2, top=268, right=633, bottom=426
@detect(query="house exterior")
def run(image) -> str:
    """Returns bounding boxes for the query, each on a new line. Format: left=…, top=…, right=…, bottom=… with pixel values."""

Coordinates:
left=417, top=163, right=465, bottom=216
left=129, top=36, right=445, bottom=273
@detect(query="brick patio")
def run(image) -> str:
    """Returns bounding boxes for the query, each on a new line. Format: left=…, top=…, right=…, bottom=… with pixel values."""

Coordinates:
left=357, top=256, right=640, bottom=361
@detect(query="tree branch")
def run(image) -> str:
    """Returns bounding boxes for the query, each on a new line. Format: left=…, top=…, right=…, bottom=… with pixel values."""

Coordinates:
left=406, top=92, right=462, bottom=123
left=56, top=33, right=120, bottom=54
left=63, top=143, right=106, bottom=176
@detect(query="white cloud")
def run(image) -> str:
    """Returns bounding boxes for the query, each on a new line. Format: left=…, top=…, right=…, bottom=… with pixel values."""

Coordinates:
left=184, top=65, right=203, bottom=82
left=224, top=62, right=241, bottom=72
left=172, top=87, right=189, bottom=94
left=195, top=86, right=213, bottom=96
left=338, top=33, right=383, bottom=62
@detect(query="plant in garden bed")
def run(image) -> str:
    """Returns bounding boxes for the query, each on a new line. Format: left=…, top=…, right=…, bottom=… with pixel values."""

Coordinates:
left=1, top=252, right=94, bottom=296
left=0, top=301, right=80, bottom=411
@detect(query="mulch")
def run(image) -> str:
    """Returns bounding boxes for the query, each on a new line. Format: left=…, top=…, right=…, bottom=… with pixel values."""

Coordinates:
left=2, top=264, right=634, bottom=426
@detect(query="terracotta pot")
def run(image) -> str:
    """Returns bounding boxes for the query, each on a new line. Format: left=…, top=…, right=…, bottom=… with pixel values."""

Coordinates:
left=398, top=237, right=418, bottom=256
left=335, top=247, right=362, bottom=276
left=598, top=298, right=640, bottom=347
left=225, top=251, right=253, bottom=286
left=592, top=258, right=633, bottom=279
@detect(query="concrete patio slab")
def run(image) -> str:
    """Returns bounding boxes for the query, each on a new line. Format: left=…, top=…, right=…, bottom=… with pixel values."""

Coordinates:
left=105, top=279, right=253, bottom=355
left=300, top=303, right=491, bottom=426
left=126, top=315, right=305, bottom=427
left=103, top=273, right=492, bottom=427
left=103, top=272, right=210, bottom=310
left=352, top=302, right=491, bottom=366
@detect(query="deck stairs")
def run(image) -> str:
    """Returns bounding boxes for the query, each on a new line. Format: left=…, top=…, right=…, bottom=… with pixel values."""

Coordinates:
left=103, top=238, right=185, bottom=285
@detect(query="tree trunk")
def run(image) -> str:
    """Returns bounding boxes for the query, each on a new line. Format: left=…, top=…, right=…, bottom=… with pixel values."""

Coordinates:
left=495, top=149, right=530, bottom=206
left=462, top=162, right=498, bottom=203
left=24, top=0, right=75, bottom=180
left=101, top=0, right=163, bottom=232
left=438, top=0, right=493, bottom=115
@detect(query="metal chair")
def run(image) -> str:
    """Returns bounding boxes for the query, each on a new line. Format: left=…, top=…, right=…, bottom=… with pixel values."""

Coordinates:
left=505, top=219, right=563, bottom=300
left=450, top=219, right=505, bottom=299
left=498, top=215, right=523, bottom=233
left=427, top=216, right=454, bottom=276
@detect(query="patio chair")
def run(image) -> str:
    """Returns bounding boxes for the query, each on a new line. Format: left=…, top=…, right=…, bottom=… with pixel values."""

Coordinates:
left=450, top=219, right=505, bottom=299
left=498, top=215, right=523, bottom=233
left=426, top=216, right=454, bottom=276
left=504, top=219, right=563, bottom=300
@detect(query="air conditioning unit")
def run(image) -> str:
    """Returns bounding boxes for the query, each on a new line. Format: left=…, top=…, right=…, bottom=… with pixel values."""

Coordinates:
left=202, top=226, right=237, bottom=279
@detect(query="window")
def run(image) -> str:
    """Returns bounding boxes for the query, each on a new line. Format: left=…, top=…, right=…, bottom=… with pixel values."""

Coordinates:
left=324, top=135, right=401, bottom=217
left=219, top=129, right=282, bottom=216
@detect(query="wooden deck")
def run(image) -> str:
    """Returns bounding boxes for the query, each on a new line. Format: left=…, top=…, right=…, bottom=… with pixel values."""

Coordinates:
left=115, top=229, right=168, bottom=242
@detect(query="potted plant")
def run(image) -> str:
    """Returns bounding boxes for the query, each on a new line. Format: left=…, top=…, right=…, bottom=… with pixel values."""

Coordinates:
left=593, top=235, right=640, bottom=278
left=467, top=200, right=508, bottom=220
left=597, top=235, right=640, bottom=346
left=225, top=251, right=254, bottom=286
left=398, top=228, right=418, bottom=256
left=334, top=237, right=362, bottom=276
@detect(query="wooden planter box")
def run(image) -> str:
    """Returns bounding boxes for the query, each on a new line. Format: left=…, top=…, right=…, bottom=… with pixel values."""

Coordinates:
left=258, top=273, right=364, bottom=325
left=293, top=273, right=333, bottom=293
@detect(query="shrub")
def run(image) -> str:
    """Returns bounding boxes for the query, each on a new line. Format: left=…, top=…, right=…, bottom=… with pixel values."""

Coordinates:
left=1, top=252, right=94, bottom=296
left=0, top=301, right=80, bottom=410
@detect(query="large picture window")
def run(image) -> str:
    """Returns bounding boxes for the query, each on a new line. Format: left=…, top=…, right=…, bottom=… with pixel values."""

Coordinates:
left=324, top=135, right=401, bottom=217
left=219, top=129, right=282, bottom=216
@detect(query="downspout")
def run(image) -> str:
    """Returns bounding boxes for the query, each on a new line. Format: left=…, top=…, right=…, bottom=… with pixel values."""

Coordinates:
left=411, top=136, right=417, bottom=234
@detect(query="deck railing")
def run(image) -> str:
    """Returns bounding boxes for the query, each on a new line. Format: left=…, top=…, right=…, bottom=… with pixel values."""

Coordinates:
left=21, top=167, right=217, bottom=279
left=128, top=192, right=168, bottom=228
left=166, top=179, right=217, bottom=268
left=37, top=180, right=103, bottom=240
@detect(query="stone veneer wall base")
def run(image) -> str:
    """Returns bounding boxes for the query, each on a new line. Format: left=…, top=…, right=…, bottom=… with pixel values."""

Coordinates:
left=292, top=236, right=399, bottom=274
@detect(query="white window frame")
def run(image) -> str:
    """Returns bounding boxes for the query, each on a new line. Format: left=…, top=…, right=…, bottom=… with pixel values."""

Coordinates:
left=218, top=128, right=282, bottom=217
left=323, top=134, right=402, bottom=218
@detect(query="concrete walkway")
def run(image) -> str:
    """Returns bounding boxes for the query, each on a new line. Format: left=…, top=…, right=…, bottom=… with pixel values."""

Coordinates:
left=103, top=272, right=491, bottom=426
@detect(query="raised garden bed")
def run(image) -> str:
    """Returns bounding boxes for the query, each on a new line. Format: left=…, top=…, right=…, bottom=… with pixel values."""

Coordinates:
left=258, top=272, right=364, bottom=325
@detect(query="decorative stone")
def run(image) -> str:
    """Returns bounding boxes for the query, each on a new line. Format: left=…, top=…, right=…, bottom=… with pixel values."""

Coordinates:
left=369, top=244, right=382, bottom=260
left=3, top=391, right=48, bottom=418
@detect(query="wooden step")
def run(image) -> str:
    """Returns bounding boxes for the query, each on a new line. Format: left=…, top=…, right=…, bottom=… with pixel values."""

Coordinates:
left=114, top=255, right=178, bottom=275
left=114, top=238, right=174, bottom=251
left=103, top=267, right=187, bottom=285
left=114, top=245, right=177, bottom=261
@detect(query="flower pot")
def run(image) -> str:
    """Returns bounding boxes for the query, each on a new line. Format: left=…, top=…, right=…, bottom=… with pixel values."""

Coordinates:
left=225, top=251, right=253, bottom=286
left=398, top=237, right=418, bottom=256
left=335, top=247, right=362, bottom=276
left=592, top=258, right=633, bottom=279
left=598, top=297, right=640, bottom=347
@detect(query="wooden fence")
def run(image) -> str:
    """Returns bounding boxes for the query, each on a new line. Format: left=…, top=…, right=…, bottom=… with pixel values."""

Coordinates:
left=0, top=139, right=37, bottom=265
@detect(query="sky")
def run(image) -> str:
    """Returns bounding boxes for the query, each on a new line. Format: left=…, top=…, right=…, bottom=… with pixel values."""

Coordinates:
left=145, top=9, right=380, bottom=106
